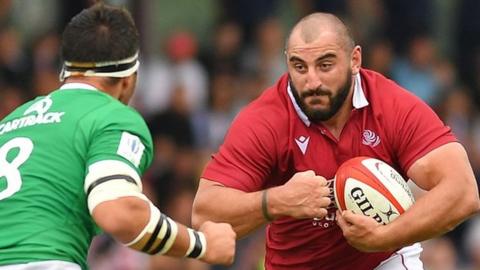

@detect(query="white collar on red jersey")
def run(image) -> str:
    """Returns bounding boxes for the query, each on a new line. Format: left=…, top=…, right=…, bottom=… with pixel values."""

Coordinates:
left=60, top=83, right=98, bottom=91
left=287, top=73, right=369, bottom=127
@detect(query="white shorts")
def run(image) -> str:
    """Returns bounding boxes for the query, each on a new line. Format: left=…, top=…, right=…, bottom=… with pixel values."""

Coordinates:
left=0, top=260, right=81, bottom=270
left=375, top=243, right=424, bottom=270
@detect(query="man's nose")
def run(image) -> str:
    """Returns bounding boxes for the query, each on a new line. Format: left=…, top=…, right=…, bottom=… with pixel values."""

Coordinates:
left=305, top=69, right=322, bottom=90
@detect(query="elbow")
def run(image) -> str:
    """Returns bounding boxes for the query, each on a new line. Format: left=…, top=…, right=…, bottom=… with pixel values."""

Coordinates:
left=100, top=217, right=133, bottom=239
left=447, top=196, right=480, bottom=233
left=460, top=180, right=480, bottom=217
left=449, top=188, right=480, bottom=232
left=463, top=193, right=480, bottom=217
left=93, top=198, right=150, bottom=243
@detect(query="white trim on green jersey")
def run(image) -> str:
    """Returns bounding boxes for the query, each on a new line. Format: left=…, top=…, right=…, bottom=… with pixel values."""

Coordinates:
left=59, top=83, right=98, bottom=91
left=0, top=260, right=81, bottom=270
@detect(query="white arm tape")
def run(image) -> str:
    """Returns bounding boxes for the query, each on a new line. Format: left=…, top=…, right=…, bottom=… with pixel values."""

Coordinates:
left=185, top=229, right=207, bottom=259
left=158, top=214, right=178, bottom=255
left=198, top=232, right=207, bottom=259
left=84, top=160, right=146, bottom=213
left=85, top=160, right=179, bottom=255
left=125, top=202, right=161, bottom=246
left=185, top=229, right=196, bottom=256
left=125, top=202, right=178, bottom=254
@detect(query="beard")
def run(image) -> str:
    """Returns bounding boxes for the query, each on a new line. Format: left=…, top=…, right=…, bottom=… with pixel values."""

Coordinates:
left=290, top=70, right=352, bottom=122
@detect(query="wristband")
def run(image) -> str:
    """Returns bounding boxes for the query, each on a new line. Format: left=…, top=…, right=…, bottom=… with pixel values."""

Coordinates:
left=262, top=189, right=274, bottom=222
left=185, top=228, right=207, bottom=259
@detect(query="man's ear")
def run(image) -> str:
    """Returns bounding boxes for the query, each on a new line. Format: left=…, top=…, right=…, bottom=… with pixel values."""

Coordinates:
left=351, top=45, right=362, bottom=75
left=118, top=73, right=137, bottom=104
left=122, top=74, right=136, bottom=90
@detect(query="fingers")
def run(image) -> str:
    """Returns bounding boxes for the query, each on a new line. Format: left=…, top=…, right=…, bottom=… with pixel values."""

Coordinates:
left=341, top=210, right=356, bottom=223
left=342, top=210, right=372, bottom=225
left=283, top=171, right=333, bottom=219
left=336, top=210, right=349, bottom=230
left=313, top=207, right=328, bottom=219
left=296, top=170, right=328, bottom=186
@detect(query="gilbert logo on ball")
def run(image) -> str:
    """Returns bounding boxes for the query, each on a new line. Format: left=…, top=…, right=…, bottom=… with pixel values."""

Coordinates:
left=334, top=157, right=415, bottom=225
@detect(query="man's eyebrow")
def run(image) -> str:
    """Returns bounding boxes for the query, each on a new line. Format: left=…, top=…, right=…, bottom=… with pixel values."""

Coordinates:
left=315, top=53, right=336, bottom=62
left=288, top=56, right=305, bottom=62
left=288, top=53, right=337, bottom=63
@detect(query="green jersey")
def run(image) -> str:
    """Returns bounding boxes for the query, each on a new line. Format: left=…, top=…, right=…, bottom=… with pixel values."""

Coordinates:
left=0, top=83, right=153, bottom=269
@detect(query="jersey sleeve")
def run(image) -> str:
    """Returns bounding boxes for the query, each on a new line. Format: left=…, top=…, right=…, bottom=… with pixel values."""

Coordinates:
left=79, top=105, right=153, bottom=176
left=388, top=92, right=457, bottom=172
left=202, top=110, right=277, bottom=192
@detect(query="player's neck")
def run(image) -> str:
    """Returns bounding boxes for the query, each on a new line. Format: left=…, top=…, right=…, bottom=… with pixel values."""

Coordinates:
left=63, top=77, right=121, bottom=99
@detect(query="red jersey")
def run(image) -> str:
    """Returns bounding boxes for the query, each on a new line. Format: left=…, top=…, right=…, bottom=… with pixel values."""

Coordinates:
left=202, top=69, right=456, bottom=270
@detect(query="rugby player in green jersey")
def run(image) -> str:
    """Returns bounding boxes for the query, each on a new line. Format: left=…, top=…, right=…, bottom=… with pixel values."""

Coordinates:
left=0, top=3, right=235, bottom=270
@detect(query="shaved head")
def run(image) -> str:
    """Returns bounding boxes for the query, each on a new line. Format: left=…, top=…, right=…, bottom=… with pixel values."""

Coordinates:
left=286, top=12, right=355, bottom=52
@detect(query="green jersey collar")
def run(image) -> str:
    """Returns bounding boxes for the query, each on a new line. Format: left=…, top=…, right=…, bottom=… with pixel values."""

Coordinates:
left=60, top=83, right=98, bottom=91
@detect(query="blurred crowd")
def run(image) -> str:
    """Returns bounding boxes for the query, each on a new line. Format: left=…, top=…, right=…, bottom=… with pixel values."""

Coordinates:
left=1, top=0, right=480, bottom=269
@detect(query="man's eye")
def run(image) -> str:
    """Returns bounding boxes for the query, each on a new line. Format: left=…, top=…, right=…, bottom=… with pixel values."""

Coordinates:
left=320, top=63, right=332, bottom=70
left=295, top=64, right=306, bottom=72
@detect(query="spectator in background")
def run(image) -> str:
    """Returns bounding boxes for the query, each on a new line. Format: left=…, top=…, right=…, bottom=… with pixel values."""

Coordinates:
left=135, top=31, right=208, bottom=117
left=382, top=0, right=433, bottom=54
left=28, top=31, right=61, bottom=96
left=0, top=84, right=24, bottom=119
left=456, top=0, right=480, bottom=107
left=0, top=26, right=28, bottom=91
left=219, top=0, right=279, bottom=44
left=364, top=38, right=394, bottom=78
left=199, top=20, right=243, bottom=77
left=391, top=35, right=442, bottom=106
left=438, top=86, right=480, bottom=179
left=441, top=89, right=475, bottom=144
left=165, top=31, right=208, bottom=114
left=345, top=0, right=385, bottom=47
left=193, top=71, right=240, bottom=151
left=464, top=217, right=480, bottom=270
left=421, top=237, right=459, bottom=270
left=242, top=17, right=286, bottom=85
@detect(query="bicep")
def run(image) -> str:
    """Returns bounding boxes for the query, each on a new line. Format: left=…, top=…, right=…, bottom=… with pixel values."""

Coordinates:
left=407, top=142, right=475, bottom=191
left=389, top=94, right=456, bottom=172
left=195, top=178, right=245, bottom=202
left=202, top=115, right=277, bottom=192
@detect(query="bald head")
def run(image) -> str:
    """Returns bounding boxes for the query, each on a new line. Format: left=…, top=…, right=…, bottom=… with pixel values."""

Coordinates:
left=286, top=13, right=355, bottom=52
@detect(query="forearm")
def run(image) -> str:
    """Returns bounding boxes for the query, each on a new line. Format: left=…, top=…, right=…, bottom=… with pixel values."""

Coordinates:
left=192, top=182, right=266, bottom=238
left=93, top=197, right=206, bottom=258
left=379, top=179, right=479, bottom=250
left=193, top=175, right=331, bottom=238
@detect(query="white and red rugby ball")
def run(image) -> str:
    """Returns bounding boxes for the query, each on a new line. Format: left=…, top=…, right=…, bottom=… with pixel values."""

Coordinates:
left=334, top=157, right=415, bottom=225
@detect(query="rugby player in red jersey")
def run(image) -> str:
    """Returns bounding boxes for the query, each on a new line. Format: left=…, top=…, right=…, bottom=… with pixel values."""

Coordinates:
left=192, top=12, right=480, bottom=270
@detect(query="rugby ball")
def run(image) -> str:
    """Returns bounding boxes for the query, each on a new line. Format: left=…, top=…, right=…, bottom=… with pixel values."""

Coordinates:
left=334, top=157, right=415, bottom=225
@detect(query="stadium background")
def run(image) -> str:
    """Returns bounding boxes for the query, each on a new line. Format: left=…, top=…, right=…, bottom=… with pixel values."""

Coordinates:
left=1, top=0, right=480, bottom=269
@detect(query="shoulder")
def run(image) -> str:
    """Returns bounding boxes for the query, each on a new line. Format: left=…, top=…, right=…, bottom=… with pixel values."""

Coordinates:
left=76, top=93, right=152, bottom=147
left=360, top=68, right=427, bottom=113
left=84, top=93, right=148, bottom=130
left=235, top=74, right=290, bottom=132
